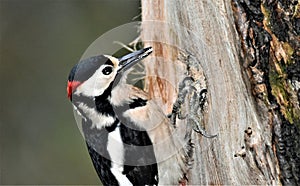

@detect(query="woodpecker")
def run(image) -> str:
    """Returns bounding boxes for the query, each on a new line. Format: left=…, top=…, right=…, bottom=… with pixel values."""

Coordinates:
left=67, top=47, right=193, bottom=185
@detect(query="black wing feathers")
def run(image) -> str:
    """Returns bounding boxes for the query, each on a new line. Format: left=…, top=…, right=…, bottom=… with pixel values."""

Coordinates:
left=120, top=123, right=158, bottom=185
left=82, top=118, right=119, bottom=185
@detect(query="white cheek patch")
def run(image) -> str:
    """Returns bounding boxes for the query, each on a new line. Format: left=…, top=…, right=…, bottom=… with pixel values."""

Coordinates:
left=74, top=67, right=117, bottom=97
left=77, top=102, right=115, bottom=129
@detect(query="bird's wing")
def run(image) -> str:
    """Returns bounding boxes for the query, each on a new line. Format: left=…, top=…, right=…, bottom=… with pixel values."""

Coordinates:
left=122, top=85, right=194, bottom=185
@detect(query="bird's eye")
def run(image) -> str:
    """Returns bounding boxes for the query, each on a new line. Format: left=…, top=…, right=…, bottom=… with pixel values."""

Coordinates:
left=102, top=66, right=113, bottom=75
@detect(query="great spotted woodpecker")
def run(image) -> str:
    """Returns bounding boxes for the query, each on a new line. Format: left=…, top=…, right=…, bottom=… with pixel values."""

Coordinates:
left=67, top=47, right=194, bottom=185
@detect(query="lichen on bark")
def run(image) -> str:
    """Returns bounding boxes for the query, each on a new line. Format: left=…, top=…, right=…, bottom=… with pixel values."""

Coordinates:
left=232, top=0, right=300, bottom=184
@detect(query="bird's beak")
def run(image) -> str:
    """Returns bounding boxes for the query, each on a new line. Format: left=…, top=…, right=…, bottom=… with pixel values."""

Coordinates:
left=118, top=47, right=153, bottom=73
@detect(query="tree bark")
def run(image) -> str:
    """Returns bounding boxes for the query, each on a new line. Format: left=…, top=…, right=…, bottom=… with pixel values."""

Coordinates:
left=140, top=0, right=300, bottom=185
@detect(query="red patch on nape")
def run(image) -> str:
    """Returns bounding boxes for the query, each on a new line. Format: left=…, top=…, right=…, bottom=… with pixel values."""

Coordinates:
left=67, top=80, right=81, bottom=99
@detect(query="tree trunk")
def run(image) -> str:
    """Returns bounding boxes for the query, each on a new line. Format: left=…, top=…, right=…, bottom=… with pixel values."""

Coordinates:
left=140, top=0, right=300, bottom=185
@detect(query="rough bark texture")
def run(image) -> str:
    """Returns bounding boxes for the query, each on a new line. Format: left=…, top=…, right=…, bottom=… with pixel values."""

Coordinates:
left=141, top=0, right=300, bottom=185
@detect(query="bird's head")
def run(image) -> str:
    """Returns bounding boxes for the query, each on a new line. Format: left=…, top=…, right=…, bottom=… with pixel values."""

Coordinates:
left=67, top=47, right=153, bottom=100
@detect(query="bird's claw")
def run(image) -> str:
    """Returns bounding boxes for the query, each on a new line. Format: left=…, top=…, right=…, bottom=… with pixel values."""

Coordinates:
left=170, top=77, right=217, bottom=138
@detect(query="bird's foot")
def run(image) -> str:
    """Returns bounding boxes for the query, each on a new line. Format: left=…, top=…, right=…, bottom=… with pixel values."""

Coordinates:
left=169, top=77, right=217, bottom=138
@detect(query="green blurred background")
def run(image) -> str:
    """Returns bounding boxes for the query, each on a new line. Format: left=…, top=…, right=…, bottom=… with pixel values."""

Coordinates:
left=0, top=0, right=140, bottom=184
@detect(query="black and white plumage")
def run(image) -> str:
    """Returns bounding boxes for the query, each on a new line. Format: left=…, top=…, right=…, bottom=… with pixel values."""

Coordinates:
left=67, top=47, right=192, bottom=185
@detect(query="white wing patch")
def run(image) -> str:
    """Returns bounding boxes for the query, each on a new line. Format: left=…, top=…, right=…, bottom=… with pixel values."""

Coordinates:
left=107, top=124, right=133, bottom=186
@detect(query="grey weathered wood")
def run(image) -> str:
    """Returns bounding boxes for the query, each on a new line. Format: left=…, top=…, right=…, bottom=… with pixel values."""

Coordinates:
left=140, top=0, right=282, bottom=185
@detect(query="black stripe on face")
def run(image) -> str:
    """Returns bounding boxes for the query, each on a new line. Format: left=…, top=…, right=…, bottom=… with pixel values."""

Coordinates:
left=72, top=82, right=115, bottom=118
left=95, top=82, right=115, bottom=117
